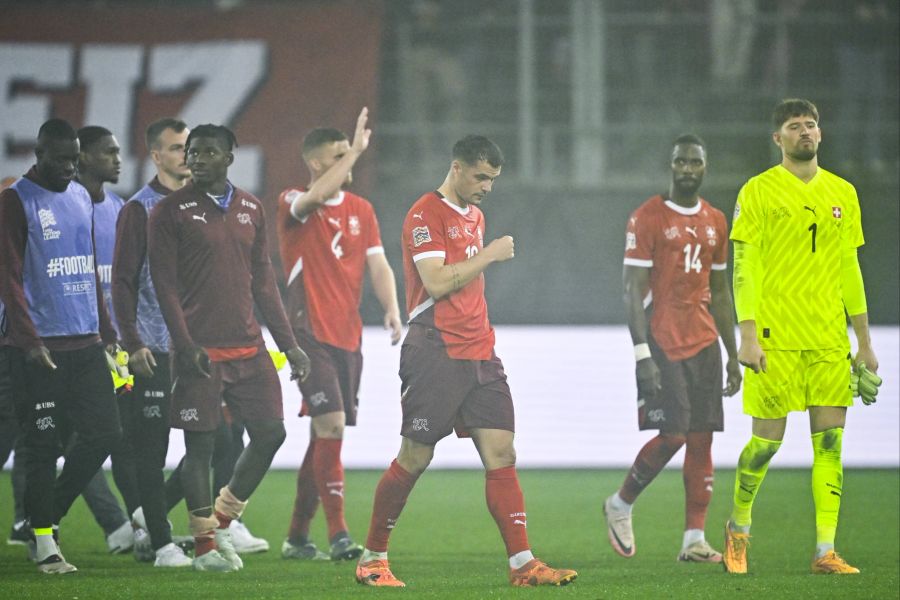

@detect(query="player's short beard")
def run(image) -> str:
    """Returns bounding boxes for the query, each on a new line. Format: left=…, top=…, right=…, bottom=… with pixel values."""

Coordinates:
left=788, top=147, right=816, bottom=162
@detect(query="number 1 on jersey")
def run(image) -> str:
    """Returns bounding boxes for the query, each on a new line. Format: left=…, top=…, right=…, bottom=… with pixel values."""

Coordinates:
left=808, top=222, right=817, bottom=253
left=682, top=243, right=702, bottom=273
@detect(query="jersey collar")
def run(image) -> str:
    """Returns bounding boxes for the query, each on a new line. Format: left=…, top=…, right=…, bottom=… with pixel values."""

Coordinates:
left=663, top=198, right=702, bottom=216
left=324, top=191, right=345, bottom=207
left=435, top=191, right=470, bottom=215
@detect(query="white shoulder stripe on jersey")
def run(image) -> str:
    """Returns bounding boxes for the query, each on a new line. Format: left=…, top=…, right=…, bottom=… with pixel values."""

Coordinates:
left=287, top=257, right=303, bottom=285
left=711, top=262, right=727, bottom=271
left=366, top=246, right=385, bottom=256
left=623, top=257, right=653, bottom=268
left=408, top=297, right=435, bottom=321
left=643, top=290, right=653, bottom=309
left=413, top=250, right=446, bottom=263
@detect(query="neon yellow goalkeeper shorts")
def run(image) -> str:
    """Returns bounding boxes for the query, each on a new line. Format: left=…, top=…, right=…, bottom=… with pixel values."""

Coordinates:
left=742, top=348, right=853, bottom=419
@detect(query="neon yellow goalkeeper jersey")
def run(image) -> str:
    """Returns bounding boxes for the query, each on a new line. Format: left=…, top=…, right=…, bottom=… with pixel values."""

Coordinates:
left=731, top=165, right=864, bottom=351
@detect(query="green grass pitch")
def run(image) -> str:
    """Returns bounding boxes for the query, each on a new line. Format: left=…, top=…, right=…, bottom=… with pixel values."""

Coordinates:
left=0, top=468, right=897, bottom=599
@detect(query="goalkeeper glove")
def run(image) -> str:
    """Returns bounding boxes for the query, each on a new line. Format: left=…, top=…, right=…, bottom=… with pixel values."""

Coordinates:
left=269, top=349, right=288, bottom=371
left=851, top=363, right=882, bottom=405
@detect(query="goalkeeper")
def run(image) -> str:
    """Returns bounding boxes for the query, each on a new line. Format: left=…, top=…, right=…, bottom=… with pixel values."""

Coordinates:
left=723, top=99, right=881, bottom=576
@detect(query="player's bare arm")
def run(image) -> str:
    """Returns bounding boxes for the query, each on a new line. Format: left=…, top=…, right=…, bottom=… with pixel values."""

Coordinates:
left=709, top=269, right=742, bottom=396
left=623, top=264, right=660, bottom=400
left=415, top=235, right=514, bottom=300
left=849, top=312, right=879, bottom=373
left=289, top=107, right=372, bottom=220
left=367, top=252, right=402, bottom=345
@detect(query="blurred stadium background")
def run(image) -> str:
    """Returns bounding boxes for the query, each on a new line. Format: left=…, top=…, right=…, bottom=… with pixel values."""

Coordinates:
left=0, top=0, right=897, bottom=468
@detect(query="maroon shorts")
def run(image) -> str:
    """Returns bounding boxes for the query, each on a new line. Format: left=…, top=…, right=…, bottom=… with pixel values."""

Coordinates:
left=638, top=338, right=724, bottom=434
left=398, top=324, right=515, bottom=445
left=170, top=348, right=283, bottom=432
left=294, top=329, right=363, bottom=426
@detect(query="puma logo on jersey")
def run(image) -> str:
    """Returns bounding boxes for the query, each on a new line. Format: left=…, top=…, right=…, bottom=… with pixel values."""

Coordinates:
left=327, top=217, right=341, bottom=228
left=685, top=226, right=697, bottom=237
left=192, top=213, right=207, bottom=224
left=804, top=205, right=817, bottom=216
left=413, top=211, right=424, bottom=220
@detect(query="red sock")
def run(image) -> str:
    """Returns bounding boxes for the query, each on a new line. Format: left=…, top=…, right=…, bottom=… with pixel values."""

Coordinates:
left=365, top=459, right=418, bottom=553
left=314, top=438, right=347, bottom=540
left=620, top=434, right=685, bottom=504
left=215, top=511, right=232, bottom=530
left=683, top=431, right=713, bottom=531
left=288, top=440, right=319, bottom=541
left=485, top=466, right=530, bottom=557
left=195, top=535, right=216, bottom=557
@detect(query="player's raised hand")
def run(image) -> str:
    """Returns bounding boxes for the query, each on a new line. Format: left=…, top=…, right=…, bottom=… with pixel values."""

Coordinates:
left=723, top=357, right=742, bottom=396
left=484, top=235, right=514, bottom=262
left=286, top=346, right=311, bottom=383
left=635, top=357, right=661, bottom=402
left=351, top=106, right=372, bottom=155
left=737, top=338, right=767, bottom=374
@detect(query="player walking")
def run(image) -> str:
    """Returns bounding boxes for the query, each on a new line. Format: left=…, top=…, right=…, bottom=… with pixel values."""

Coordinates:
left=603, top=134, right=741, bottom=563
left=148, top=124, right=310, bottom=572
left=278, top=108, right=402, bottom=561
left=355, top=135, right=577, bottom=588
left=723, top=99, right=881, bottom=575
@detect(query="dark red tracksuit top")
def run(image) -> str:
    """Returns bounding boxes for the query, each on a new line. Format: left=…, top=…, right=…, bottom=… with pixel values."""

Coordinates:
left=147, top=182, right=297, bottom=354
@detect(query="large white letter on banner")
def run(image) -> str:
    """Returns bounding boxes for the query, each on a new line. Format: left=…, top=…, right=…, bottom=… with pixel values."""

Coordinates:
left=0, top=44, right=74, bottom=179
left=146, top=41, right=268, bottom=192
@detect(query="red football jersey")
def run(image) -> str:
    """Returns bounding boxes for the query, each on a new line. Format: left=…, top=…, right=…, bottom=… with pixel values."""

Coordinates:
left=402, top=192, right=495, bottom=360
left=277, top=189, right=383, bottom=352
left=624, top=195, right=728, bottom=361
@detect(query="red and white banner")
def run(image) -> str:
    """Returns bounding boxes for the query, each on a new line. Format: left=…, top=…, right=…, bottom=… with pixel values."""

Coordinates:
left=0, top=1, right=383, bottom=228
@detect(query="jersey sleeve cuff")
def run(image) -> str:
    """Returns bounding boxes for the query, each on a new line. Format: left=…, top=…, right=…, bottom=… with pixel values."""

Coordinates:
left=711, top=262, right=727, bottom=271
left=623, top=257, right=653, bottom=268
left=366, top=246, right=385, bottom=256
left=413, top=250, right=445, bottom=263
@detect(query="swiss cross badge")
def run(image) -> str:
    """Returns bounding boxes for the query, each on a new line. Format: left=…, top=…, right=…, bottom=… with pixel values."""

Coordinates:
left=832, top=206, right=842, bottom=219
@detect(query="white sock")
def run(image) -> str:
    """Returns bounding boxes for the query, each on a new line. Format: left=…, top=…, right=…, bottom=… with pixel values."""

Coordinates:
left=609, top=491, right=633, bottom=513
left=508, top=549, right=534, bottom=570
left=360, top=548, right=388, bottom=563
left=682, top=528, right=704, bottom=548
left=35, top=533, right=58, bottom=562
left=815, top=542, right=834, bottom=558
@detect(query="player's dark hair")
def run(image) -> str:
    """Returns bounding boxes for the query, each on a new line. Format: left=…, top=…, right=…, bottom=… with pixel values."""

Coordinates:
left=453, top=135, right=504, bottom=168
left=186, top=124, right=237, bottom=152
left=302, top=128, right=347, bottom=157
left=772, top=98, right=819, bottom=130
left=77, top=126, right=114, bottom=152
left=37, top=118, right=77, bottom=143
left=145, top=118, right=188, bottom=151
left=673, top=133, right=706, bottom=150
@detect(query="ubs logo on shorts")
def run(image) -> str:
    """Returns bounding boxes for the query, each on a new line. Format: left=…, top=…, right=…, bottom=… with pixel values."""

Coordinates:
left=309, top=391, right=328, bottom=407
left=143, top=405, right=162, bottom=419
left=412, top=418, right=430, bottom=431
left=180, top=408, right=199, bottom=422
left=36, top=416, right=55, bottom=431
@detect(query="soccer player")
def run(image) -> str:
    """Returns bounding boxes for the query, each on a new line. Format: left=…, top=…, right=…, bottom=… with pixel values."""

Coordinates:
left=148, top=124, right=311, bottom=572
left=278, top=108, right=402, bottom=562
left=603, top=134, right=741, bottom=563
left=355, top=135, right=577, bottom=588
left=0, top=119, right=121, bottom=574
left=723, top=99, right=880, bottom=575
left=75, top=125, right=141, bottom=552
left=112, top=117, right=194, bottom=567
